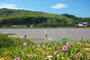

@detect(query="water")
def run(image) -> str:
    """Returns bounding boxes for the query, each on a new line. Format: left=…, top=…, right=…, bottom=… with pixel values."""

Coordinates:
left=0, top=28, right=90, bottom=43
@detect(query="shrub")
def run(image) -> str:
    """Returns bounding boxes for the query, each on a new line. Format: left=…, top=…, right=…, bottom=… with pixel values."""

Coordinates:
left=0, top=34, right=15, bottom=48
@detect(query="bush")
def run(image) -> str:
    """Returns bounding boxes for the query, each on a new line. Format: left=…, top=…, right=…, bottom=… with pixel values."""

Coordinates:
left=0, top=34, right=15, bottom=48
left=0, top=34, right=34, bottom=48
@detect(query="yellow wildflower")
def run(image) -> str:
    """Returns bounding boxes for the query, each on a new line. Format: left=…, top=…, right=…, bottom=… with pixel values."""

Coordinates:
left=0, top=56, right=11, bottom=60
left=62, top=57, right=65, bottom=60
left=27, top=53, right=33, bottom=58
left=0, top=57, right=4, bottom=60
left=3, top=51, right=10, bottom=56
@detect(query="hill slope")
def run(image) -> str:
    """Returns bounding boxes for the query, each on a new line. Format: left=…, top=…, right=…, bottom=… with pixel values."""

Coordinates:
left=0, top=8, right=90, bottom=27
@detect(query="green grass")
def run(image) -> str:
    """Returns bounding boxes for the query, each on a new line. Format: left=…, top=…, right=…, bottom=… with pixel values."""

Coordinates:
left=0, top=34, right=90, bottom=60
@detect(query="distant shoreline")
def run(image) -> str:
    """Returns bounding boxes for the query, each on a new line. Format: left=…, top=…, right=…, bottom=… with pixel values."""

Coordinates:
left=0, top=27, right=90, bottom=29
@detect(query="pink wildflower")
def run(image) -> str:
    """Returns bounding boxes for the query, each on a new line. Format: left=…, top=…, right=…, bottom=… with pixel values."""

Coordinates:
left=62, top=45, right=68, bottom=51
left=23, top=42, right=27, bottom=46
left=15, top=57, right=20, bottom=60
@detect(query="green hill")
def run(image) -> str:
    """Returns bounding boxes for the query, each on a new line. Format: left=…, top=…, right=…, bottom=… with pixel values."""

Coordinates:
left=0, top=8, right=90, bottom=28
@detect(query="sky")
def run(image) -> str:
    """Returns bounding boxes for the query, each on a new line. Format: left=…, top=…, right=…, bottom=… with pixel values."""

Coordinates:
left=0, top=0, right=90, bottom=17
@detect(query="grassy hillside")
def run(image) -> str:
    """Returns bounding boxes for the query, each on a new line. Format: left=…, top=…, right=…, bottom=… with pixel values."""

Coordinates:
left=0, top=8, right=90, bottom=27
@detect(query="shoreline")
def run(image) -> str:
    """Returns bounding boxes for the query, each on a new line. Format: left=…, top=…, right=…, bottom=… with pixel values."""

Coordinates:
left=0, top=27, right=90, bottom=29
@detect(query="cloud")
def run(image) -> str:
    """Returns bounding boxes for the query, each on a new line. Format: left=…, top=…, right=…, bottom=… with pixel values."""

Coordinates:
left=0, top=4, right=35, bottom=11
left=0, top=4, right=18, bottom=9
left=51, top=3, right=67, bottom=9
left=0, top=4, right=27, bottom=10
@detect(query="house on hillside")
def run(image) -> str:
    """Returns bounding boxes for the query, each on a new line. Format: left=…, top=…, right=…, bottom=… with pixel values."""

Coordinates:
left=78, top=22, right=88, bottom=27
left=78, top=23, right=83, bottom=27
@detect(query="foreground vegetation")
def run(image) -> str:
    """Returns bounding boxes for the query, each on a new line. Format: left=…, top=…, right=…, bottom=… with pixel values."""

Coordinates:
left=0, top=34, right=90, bottom=60
left=0, top=8, right=90, bottom=28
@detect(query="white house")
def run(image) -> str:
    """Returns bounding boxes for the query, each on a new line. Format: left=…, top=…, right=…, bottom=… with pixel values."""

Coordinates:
left=78, top=23, right=83, bottom=27
left=78, top=22, right=88, bottom=27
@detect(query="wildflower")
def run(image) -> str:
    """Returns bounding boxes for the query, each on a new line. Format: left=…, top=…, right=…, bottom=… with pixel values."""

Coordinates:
left=0, top=57, right=4, bottom=60
left=46, top=51, right=50, bottom=55
left=23, top=42, right=27, bottom=46
left=15, top=57, right=20, bottom=60
left=45, top=53, right=52, bottom=60
left=54, top=47, right=59, bottom=54
left=77, top=53, right=82, bottom=56
left=42, top=44, right=45, bottom=48
left=54, top=51, right=59, bottom=54
left=66, top=43, right=69, bottom=46
left=45, top=57, right=49, bottom=60
left=61, top=57, right=65, bottom=60
left=33, top=54, right=37, bottom=57
left=62, top=45, right=68, bottom=51
left=2, top=56, right=12, bottom=60
left=3, top=50, right=10, bottom=55
left=69, top=42, right=72, bottom=46
left=27, top=53, right=33, bottom=58
left=45, top=55, right=52, bottom=60
left=47, top=55, right=52, bottom=59
left=37, top=45, right=40, bottom=47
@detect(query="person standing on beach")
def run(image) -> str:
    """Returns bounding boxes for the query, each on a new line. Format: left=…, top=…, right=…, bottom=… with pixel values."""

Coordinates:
left=45, top=33, right=48, bottom=38
left=23, top=35, right=27, bottom=40
left=44, top=31, right=48, bottom=40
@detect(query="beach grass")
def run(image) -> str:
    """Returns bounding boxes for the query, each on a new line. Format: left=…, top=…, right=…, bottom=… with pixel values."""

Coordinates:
left=0, top=34, right=90, bottom=60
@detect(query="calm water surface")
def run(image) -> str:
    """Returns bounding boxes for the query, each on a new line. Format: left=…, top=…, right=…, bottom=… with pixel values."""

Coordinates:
left=0, top=28, right=90, bottom=43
